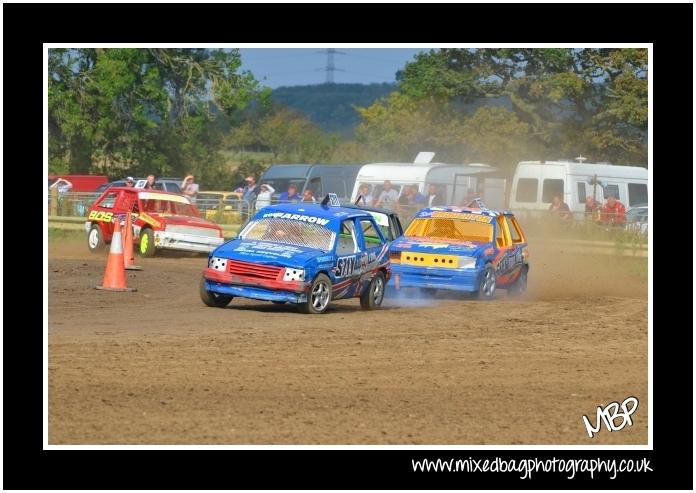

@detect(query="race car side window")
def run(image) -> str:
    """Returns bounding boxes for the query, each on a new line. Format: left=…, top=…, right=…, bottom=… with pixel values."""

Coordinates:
left=495, top=216, right=511, bottom=248
left=98, top=192, right=118, bottom=209
left=505, top=216, right=527, bottom=243
left=337, top=219, right=359, bottom=256
left=504, top=216, right=523, bottom=243
left=359, top=219, right=385, bottom=248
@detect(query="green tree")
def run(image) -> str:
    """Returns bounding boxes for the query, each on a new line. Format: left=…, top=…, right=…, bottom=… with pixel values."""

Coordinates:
left=374, top=48, right=648, bottom=165
left=48, top=48, right=261, bottom=184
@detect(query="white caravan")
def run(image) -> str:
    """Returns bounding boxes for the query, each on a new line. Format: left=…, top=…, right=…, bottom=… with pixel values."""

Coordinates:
left=509, top=158, right=648, bottom=213
left=350, top=152, right=504, bottom=208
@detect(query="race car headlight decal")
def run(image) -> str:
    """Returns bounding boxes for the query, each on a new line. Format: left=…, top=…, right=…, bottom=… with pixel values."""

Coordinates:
left=209, top=256, right=228, bottom=272
left=283, top=268, right=305, bottom=282
left=457, top=256, right=477, bottom=269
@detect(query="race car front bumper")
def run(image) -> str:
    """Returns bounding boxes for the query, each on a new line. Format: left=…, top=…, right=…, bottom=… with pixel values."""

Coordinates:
left=391, top=264, right=482, bottom=292
left=203, top=268, right=309, bottom=303
left=153, top=231, right=224, bottom=253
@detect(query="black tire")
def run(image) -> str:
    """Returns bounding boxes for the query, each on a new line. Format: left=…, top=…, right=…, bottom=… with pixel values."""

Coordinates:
left=507, top=266, right=528, bottom=297
left=360, top=271, right=386, bottom=310
left=87, top=224, right=106, bottom=253
left=300, top=273, right=332, bottom=314
left=475, top=264, right=497, bottom=299
left=138, top=228, right=156, bottom=257
left=199, top=277, right=233, bottom=308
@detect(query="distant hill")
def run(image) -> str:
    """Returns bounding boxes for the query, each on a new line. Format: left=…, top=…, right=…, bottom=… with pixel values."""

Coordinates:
left=271, top=82, right=396, bottom=136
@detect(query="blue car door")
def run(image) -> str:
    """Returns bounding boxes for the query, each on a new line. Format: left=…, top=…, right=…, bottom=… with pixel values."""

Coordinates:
left=333, top=218, right=367, bottom=299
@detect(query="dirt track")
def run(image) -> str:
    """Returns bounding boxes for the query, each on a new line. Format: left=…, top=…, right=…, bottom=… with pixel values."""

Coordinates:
left=48, top=237, right=648, bottom=444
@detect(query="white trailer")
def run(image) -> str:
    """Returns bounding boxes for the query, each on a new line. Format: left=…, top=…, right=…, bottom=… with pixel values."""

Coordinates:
left=509, top=158, right=648, bottom=213
left=350, top=153, right=503, bottom=208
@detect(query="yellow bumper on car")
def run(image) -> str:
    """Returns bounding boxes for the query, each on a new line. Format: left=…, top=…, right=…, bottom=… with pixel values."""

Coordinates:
left=400, top=251, right=460, bottom=268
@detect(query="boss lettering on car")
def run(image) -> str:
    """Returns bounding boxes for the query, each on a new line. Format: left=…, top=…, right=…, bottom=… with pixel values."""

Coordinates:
left=88, top=211, right=114, bottom=222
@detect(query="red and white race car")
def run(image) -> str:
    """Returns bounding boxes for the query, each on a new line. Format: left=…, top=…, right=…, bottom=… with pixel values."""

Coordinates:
left=85, top=187, right=224, bottom=256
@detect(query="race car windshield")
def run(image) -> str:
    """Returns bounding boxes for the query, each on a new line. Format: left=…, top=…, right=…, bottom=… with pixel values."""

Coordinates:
left=141, top=199, right=198, bottom=217
left=239, top=218, right=336, bottom=251
left=405, top=218, right=494, bottom=243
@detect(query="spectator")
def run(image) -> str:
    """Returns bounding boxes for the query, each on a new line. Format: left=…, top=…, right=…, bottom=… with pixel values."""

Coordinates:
left=144, top=174, right=156, bottom=189
left=398, top=185, right=412, bottom=205
left=600, top=193, right=627, bottom=227
left=404, top=184, right=426, bottom=205
left=255, top=184, right=275, bottom=209
left=426, top=184, right=445, bottom=207
left=241, top=176, right=258, bottom=205
left=548, top=194, right=572, bottom=224
left=585, top=196, right=602, bottom=222
left=355, top=183, right=373, bottom=206
left=375, top=180, right=399, bottom=208
left=301, top=189, right=316, bottom=203
left=181, top=174, right=199, bottom=203
left=49, top=177, right=73, bottom=193
left=278, top=184, right=301, bottom=202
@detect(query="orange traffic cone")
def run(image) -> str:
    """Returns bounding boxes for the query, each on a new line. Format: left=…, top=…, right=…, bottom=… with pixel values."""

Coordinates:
left=96, top=218, right=137, bottom=292
left=122, top=212, right=142, bottom=271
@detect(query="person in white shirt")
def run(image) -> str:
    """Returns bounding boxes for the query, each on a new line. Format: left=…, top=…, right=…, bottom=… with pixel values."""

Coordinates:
left=356, top=183, right=373, bottom=206
left=375, top=180, right=399, bottom=208
left=49, top=178, right=73, bottom=193
left=255, top=183, right=275, bottom=209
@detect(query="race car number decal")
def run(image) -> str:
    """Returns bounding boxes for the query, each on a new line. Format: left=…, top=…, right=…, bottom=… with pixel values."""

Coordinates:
left=336, top=256, right=356, bottom=278
left=88, top=211, right=113, bottom=222
left=496, top=249, right=523, bottom=273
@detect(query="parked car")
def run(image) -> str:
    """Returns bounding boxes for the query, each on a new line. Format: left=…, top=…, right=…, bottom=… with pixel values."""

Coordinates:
left=625, top=204, right=648, bottom=235
left=259, top=163, right=362, bottom=203
left=389, top=205, right=529, bottom=298
left=153, top=178, right=183, bottom=193
left=85, top=187, right=224, bottom=256
left=196, top=191, right=244, bottom=216
left=95, top=178, right=182, bottom=194
left=200, top=201, right=392, bottom=314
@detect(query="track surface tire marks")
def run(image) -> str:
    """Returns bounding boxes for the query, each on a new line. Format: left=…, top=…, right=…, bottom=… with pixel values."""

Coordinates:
left=48, top=240, right=647, bottom=444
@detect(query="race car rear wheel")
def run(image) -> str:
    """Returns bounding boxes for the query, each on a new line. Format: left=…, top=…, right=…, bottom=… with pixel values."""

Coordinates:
left=301, top=273, right=332, bottom=314
left=360, top=272, right=385, bottom=310
left=507, top=266, right=528, bottom=297
left=475, top=264, right=497, bottom=299
left=138, top=228, right=156, bottom=257
left=199, top=277, right=233, bottom=308
left=87, top=224, right=105, bottom=253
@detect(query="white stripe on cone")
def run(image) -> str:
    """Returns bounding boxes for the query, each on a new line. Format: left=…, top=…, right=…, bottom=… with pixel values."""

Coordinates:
left=110, top=231, right=123, bottom=254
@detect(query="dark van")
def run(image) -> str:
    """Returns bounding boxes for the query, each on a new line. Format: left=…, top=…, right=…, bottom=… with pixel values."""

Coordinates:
left=258, top=164, right=362, bottom=201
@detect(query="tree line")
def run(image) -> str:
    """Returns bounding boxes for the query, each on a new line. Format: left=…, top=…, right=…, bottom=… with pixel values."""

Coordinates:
left=49, top=48, right=648, bottom=187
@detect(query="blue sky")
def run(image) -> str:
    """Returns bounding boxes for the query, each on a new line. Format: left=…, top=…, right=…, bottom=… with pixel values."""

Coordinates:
left=238, top=48, right=430, bottom=88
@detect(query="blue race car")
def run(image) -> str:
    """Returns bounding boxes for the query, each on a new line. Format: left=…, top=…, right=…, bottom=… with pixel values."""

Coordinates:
left=200, top=202, right=392, bottom=313
left=389, top=206, right=529, bottom=298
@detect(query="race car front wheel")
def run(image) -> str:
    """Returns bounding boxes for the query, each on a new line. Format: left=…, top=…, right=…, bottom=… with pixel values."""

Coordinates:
left=360, top=271, right=385, bottom=310
left=301, top=273, right=332, bottom=314
left=475, top=264, right=497, bottom=299
left=138, top=228, right=156, bottom=257
left=87, top=224, right=105, bottom=253
left=199, top=277, right=233, bottom=308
